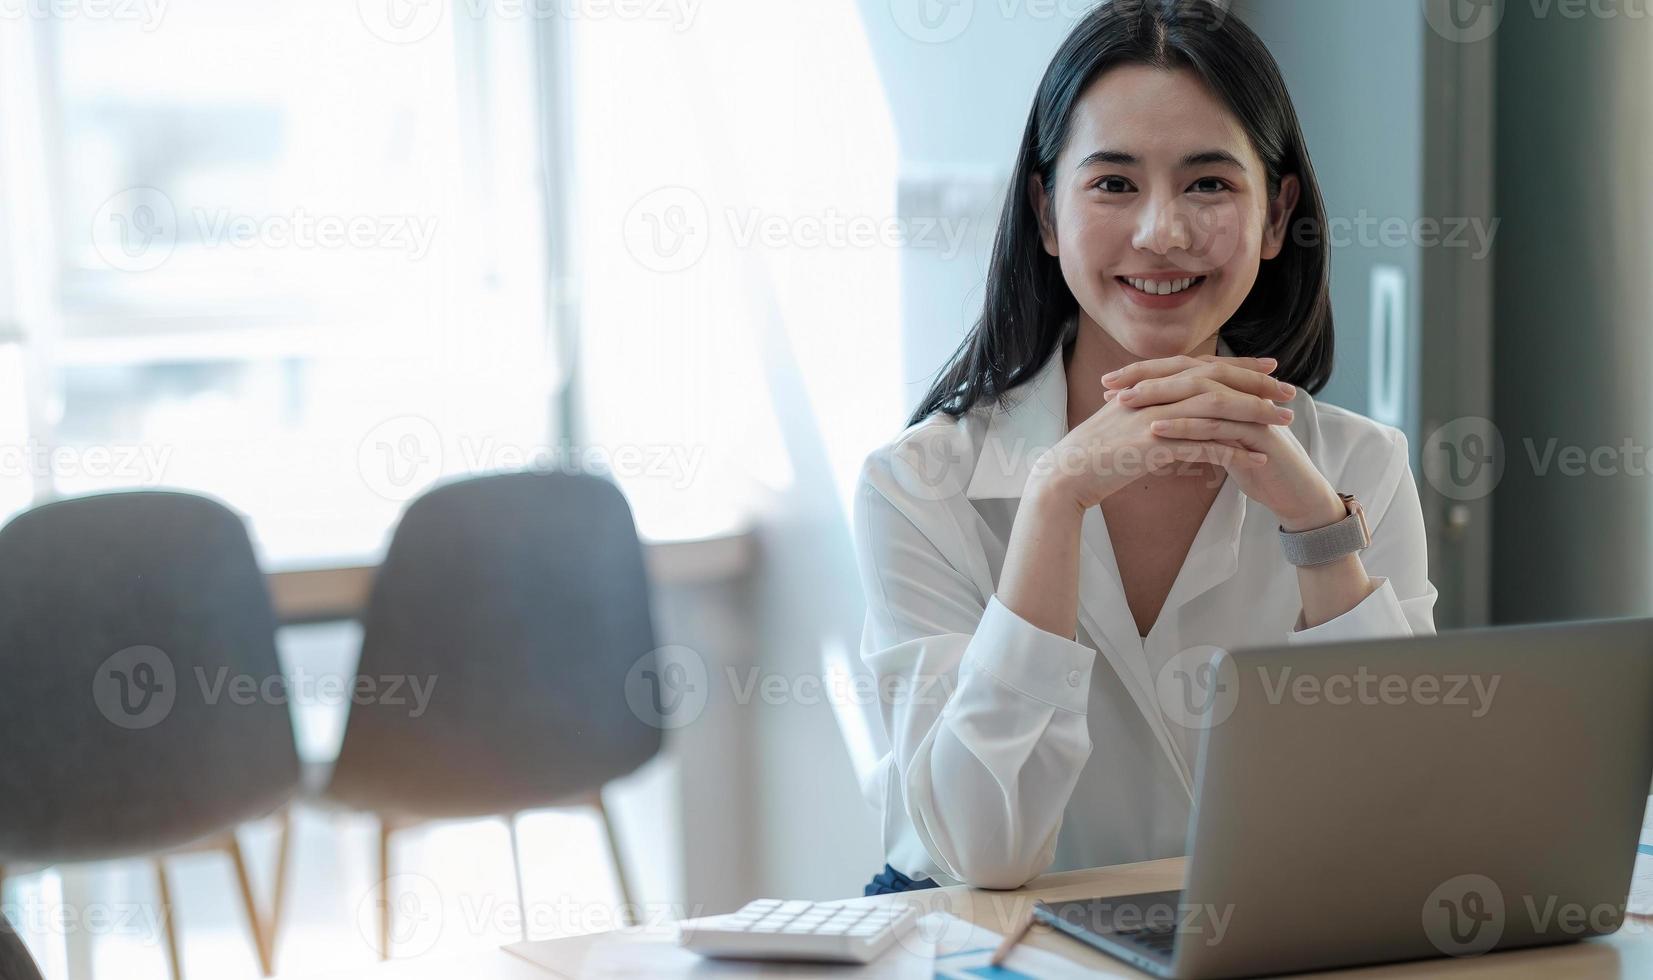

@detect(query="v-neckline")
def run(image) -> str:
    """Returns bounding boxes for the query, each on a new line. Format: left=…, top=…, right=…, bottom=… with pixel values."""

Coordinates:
left=1097, top=469, right=1234, bottom=641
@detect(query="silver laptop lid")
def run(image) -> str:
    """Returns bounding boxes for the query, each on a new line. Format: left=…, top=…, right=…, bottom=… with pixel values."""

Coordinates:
left=1170, top=616, right=1653, bottom=979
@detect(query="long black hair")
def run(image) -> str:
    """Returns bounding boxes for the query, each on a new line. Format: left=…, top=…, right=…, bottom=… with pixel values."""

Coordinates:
left=907, top=0, right=1334, bottom=428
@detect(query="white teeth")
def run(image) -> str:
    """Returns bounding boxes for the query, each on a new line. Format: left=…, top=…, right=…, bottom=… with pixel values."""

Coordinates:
left=1125, top=276, right=1201, bottom=295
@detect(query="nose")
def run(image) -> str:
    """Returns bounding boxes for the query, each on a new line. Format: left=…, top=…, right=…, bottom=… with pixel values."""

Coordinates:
left=1131, top=191, right=1194, bottom=255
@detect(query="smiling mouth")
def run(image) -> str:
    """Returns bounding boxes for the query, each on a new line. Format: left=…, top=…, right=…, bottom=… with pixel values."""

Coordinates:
left=1117, top=275, right=1207, bottom=297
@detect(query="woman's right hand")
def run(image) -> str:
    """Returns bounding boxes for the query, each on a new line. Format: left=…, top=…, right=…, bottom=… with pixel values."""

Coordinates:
left=1029, top=354, right=1296, bottom=511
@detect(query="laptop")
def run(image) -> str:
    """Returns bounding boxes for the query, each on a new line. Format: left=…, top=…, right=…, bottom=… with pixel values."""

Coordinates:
left=1034, top=616, right=1653, bottom=978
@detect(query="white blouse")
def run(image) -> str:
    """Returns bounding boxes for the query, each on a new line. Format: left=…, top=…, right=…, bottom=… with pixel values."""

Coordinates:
left=851, top=332, right=1438, bottom=889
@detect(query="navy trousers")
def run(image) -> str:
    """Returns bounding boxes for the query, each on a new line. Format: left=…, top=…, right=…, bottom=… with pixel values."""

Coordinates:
left=863, top=863, right=939, bottom=896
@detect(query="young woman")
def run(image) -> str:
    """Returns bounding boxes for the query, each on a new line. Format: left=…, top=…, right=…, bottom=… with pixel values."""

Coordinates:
left=852, top=0, right=1437, bottom=895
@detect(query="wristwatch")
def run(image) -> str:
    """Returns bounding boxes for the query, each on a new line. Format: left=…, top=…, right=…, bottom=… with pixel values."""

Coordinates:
left=1278, top=492, right=1371, bottom=566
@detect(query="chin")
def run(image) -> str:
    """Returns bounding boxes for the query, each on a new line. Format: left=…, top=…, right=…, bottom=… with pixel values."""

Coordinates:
left=1115, top=322, right=1207, bottom=359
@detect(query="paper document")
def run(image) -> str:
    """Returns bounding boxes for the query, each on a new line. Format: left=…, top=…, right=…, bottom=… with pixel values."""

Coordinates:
left=926, top=913, right=1126, bottom=979
left=1630, top=824, right=1653, bottom=917
left=504, top=911, right=1105, bottom=979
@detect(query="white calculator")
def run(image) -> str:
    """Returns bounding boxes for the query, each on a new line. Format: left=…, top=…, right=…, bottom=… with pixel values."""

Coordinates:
left=677, top=898, right=920, bottom=963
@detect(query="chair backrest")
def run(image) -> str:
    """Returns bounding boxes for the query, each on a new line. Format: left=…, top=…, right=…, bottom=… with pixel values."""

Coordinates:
left=325, top=471, right=664, bottom=818
left=0, top=919, right=44, bottom=980
left=0, top=491, right=298, bottom=863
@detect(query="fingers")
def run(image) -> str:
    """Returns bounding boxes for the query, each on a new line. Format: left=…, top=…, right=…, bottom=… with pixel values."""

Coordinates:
left=1102, top=354, right=1278, bottom=390
left=1146, top=439, right=1269, bottom=472
left=1105, top=361, right=1294, bottom=405
left=1148, top=417, right=1275, bottom=449
left=1117, top=380, right=1294, bottom=426
left=1106, top=372, right=1294, bottom=412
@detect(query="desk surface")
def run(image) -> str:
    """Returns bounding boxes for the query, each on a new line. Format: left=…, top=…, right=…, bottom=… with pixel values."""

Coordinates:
left=296, top=856, right=1653, bottom=979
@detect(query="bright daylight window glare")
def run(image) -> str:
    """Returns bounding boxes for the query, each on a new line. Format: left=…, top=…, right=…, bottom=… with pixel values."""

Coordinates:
left=25, top=0, right=555, bottom=567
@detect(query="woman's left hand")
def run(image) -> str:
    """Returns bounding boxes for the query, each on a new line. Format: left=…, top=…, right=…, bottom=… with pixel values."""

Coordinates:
left=1102, top=353, right=1347, bottom=532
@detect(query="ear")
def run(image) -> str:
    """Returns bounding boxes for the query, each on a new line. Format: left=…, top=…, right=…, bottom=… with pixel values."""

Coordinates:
left=1260, top=173, right=1301, bottom=261
left=1029, top=173, right=1058, bottom=257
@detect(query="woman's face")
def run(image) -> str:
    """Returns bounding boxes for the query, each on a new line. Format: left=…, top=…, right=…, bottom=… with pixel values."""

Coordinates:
left=1032, top=64, right=1300, bottom=359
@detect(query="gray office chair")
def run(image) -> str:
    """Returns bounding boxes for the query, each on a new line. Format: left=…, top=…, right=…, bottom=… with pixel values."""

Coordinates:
left=320, top=471, right=664, bottom=957
left=0, top=491, right=299, bottom=978
left=0, top=920, right=44, bottom=980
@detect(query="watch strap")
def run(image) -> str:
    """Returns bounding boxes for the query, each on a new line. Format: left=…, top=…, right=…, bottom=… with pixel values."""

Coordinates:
left=1279, top=494, right=1371, bottom=566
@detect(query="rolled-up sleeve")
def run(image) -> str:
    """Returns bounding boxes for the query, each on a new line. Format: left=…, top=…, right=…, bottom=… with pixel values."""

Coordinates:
left=1287, top=429, right=1439, bottom=645
left=852, top=453, right=1094, bottom=889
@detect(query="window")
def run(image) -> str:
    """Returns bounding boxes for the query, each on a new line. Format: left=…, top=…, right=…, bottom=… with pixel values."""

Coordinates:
left=2, top=1, right=556, bottom=566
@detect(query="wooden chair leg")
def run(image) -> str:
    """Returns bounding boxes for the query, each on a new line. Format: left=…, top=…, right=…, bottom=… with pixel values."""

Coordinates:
left=268, top=808, right=292, bottom=971
left=505, top=813, right=528, bottom=942
left=226, top=833, right=274, bottom=976
left=592, top=792, right=635, bottom=927
left=153, top=859, right=183, bottom=980
left=377, top=818, right=394, bottom=961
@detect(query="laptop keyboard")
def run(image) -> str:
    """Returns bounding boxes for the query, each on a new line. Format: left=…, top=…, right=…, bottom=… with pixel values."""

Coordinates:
left=1119, top=920, right=1179, bottom=956
left=1038, top=889, right=1185, bottom=966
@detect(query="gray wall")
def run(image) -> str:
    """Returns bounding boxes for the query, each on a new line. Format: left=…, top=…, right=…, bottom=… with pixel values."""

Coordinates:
left=1233, top=0, right=1427, bottom=436
left=1492, top=4, right=1653, bottom=623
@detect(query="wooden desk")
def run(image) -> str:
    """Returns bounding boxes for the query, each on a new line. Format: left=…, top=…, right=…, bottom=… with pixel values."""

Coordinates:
left=296, top=856, right=1653, bottom=978
left=267, top=527, right=756, bottom=624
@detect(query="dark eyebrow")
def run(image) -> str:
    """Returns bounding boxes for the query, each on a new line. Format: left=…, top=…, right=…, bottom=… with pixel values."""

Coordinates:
left=1075, top=148, right=1247, bottom=171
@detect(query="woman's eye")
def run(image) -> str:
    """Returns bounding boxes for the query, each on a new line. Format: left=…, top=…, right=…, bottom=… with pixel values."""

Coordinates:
left=1189, top=177, right=1230, bottom=194
left=1093, top=175, right=1134, bottom=193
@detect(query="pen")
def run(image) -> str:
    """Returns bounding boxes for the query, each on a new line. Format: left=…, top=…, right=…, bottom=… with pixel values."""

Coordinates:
left=989, top=907, right=1036, bottom=966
